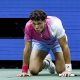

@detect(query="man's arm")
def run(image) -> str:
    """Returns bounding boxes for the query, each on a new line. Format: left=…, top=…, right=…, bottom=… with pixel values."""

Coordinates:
left=23, top=41, right=31, bottom=66
left=52, top=17, right=72, bottom=76
left=58, top=35, right=71, bottom=64
left=58, top=36, right=73, bottom=77
left=17, top=41, right=31, bottom=77
left=58, top=35, right=73, bottom=76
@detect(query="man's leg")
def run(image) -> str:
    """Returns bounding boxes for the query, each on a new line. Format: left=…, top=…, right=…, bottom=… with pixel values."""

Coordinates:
left=29, top=50, right=48, bottom=75
left=29, top=40, right=49, bottom=75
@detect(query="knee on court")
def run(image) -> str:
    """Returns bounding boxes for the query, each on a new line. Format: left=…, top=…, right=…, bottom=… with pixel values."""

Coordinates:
left=56, top=69, right=65, bottom=74
left=56, top=65, right=65, bottom=74
left=29, top=66, right=39, bottom=75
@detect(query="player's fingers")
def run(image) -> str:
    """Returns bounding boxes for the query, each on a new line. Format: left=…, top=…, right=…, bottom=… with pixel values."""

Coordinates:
left=59, top=73, right=62, bottom=77
left=25, top=74, right=30, bottom=76
left=63, top=73, right=66, bottom=77
left=59, top=73, right=69, bottom=77
left=17, top=73, right=30, bottom=77
left=23, top=74, right=25, bottom=77
left=67, top=73, right=71, bottom=77
left=17, top=74, right=22, bottom=77
left=23, top=73, right=30, bottom=77
left=59, top=73, right=65, bottom=77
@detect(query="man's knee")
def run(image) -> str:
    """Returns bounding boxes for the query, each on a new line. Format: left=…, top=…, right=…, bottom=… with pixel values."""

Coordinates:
left=56, top=64, right=65, bottom=73
left=56, top=68, right=65, bottom=74
left=29, top=67, right=39, bottom=75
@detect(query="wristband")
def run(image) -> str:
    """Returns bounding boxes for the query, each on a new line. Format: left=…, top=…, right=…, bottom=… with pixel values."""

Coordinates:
left=65, top=64, right=72, bottom=71
left=22, top=64, right=28, bottom=73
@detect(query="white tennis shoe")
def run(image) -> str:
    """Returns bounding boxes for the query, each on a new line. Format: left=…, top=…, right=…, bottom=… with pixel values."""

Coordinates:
left=44, top=54, right=56, bottom=74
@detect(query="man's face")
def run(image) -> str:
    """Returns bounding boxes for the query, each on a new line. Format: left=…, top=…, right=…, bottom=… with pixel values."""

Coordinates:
left=32, top=20, right=45, bottom=33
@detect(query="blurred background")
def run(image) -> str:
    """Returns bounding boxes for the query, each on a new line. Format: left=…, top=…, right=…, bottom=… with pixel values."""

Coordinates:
left=0, top=0, right=80, bottom=68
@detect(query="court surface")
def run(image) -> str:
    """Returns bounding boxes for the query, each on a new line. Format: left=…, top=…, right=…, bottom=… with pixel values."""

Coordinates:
left=0, top=69, right=80, bottom=80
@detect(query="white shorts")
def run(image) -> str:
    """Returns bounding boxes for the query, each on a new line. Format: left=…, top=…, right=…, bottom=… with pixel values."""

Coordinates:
left=32, top=39, right=62, bottom=54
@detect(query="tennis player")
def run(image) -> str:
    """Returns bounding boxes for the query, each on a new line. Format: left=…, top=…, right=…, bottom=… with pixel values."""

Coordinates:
left=17, top=10, right=72, bottom=77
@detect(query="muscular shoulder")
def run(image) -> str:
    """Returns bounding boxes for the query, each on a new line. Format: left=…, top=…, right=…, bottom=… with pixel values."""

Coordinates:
left=46, top=16, right=65, bottom=39
left=46, top=16, right=62, bottom=27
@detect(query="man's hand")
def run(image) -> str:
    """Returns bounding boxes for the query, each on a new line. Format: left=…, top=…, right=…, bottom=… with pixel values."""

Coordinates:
left=17, top=72, right=30, bottom=77
left=59, top=70, right=72, bottom=77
